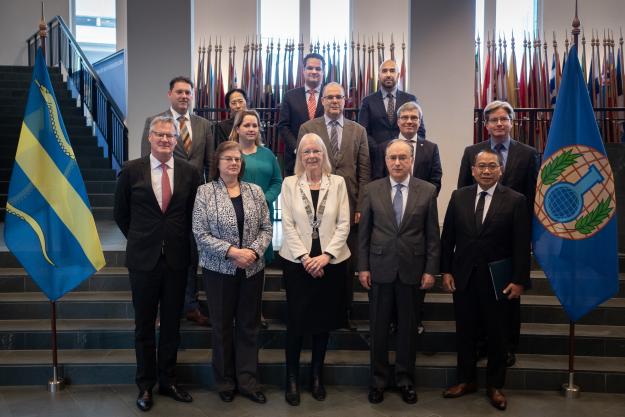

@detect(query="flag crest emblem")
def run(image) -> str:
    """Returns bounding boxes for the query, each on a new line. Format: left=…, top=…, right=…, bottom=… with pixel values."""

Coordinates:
left=534, top=144, right=615, bottom=240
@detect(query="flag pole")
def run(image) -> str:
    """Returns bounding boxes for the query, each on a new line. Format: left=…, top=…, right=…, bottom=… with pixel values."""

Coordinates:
left=47, top=301, right=65, bottom=392
left=561, top=2, right=581, bottom=399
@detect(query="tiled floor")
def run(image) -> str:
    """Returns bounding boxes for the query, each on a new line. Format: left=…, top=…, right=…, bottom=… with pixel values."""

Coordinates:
left=0, top=385, right=624, bottom=417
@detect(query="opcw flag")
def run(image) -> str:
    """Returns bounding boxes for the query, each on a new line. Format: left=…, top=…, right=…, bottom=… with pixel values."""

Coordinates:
left=533, top=45, right=618, bottom=322
left=4, top=48, right=105, bottom=301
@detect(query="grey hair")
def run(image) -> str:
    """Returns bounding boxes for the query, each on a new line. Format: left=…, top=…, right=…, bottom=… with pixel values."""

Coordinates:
left=396, top=101, right=423, bottom=119
left=149, top=115, right=179, bottom=136
left=385, top=138, right=414, bottom=157
left=294, top=133, right=333, bottom=176
left=322, top=81, right=345, bottom=97
left=483, top=100, right=515, bottom=121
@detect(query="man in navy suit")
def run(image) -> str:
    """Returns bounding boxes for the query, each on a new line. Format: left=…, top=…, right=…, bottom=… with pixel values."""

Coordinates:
left=115, top=116, right=201, bottom=411
left=359, top=59, right=426, bottom=179
left=278, top=53, right=325, bottom=175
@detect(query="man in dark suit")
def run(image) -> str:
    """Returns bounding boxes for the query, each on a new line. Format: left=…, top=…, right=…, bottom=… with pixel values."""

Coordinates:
left=358, top=139, right=440, bottom=405
left=141, top=76, right=214, bottom=327
left=359, top=59, right=426, bottom=179
left=457, top=100, right=538, bottom=366
left=299, top=81, right=371, bottom=330
left=278, top=53, right=325, bottom=175
left=441, top=148, right=531, bottom=411
left=115, top=116, right=201, bottom=411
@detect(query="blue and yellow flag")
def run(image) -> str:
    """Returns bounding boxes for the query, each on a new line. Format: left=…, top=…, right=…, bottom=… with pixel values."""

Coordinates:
left=533, top=45, right=618, bottom=322
left=4, top=48, right=105, bottom=301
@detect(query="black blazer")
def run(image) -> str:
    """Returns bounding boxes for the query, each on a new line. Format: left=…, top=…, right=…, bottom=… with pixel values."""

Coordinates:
left=457, top=139, right=539, bottom=213
left=214, top=117, right=234, bottom=148
left=114, top=155, right=201, bottom=272
left=440, top=183, right=531, bottom=292
left=278, top=86, right=324, bottom=174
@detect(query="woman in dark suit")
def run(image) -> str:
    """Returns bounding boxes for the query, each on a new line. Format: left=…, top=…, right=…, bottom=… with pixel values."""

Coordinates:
left=192, top=141, right=272, bottom=404
left=279, top=133, right=351, bottom=406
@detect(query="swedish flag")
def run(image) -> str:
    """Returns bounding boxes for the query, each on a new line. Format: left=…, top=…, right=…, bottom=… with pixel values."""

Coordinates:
left=4, top=48, right=105, bottom=301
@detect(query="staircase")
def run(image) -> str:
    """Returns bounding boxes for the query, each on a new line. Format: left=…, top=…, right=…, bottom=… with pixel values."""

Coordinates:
left=0, top=65, right=117, bottom=221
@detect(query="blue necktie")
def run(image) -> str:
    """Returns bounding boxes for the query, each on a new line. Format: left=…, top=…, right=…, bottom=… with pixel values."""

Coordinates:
left=393, top=183, right=403, bottom=226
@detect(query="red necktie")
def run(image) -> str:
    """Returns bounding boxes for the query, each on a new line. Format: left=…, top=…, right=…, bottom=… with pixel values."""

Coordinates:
left=307, top=90, right=317, bottom=120
left=161, top=163, right=171, bottom=213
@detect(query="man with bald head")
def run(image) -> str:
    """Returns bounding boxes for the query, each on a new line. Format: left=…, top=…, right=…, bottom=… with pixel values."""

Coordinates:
left=299, top=81, right=370, bottom=329
left=359, top=59, right=427, bottom=179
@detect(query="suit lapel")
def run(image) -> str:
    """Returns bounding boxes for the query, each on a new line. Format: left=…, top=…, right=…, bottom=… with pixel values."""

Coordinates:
left=481, top=183, right=503, bottom=232
left=142, top=156, right=161, bottom=211
left=398, top=178, right=419, bottom=231
left=501, top=140, right=517, bottom=184
left=380, top=179, right=398, bottom=230
left=168, top=158, right=185, bottom=212
left=412, top=140, right=427, bottom=177
left=372, top=91, right=391, bottom=127
left=462, top=184, right=480, bottom=235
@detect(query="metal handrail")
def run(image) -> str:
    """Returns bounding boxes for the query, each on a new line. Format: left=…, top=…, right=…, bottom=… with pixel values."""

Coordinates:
left=26, top=16, right=128, bottom=171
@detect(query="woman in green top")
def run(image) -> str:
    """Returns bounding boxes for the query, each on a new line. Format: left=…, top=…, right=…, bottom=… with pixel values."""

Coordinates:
left=230, top=110, right=283, bottom=328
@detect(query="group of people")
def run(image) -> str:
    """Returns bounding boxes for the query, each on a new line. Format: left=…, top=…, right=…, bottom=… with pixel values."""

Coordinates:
left=114, top=52, right=538, bottom=413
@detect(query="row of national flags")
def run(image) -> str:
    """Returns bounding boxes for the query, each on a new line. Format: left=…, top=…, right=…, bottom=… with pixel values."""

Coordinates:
left=475, top=30, right=625, bottom=149
left=194, top=35, right=409, bottom=112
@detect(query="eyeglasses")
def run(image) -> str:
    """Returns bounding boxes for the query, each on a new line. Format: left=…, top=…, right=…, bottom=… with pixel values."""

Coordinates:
left=220, top=156, right=242, bottom=163
left=486, top=116, right=511, bottom=124
left=386, top=155, right=411, bottom=162
left=474, top=163, right=501, bottom=171
left=151, top=131, right=176, bottom=139
left=323, top=95, right=345, bottom=101
left=399, top=115, right=420, bottom=122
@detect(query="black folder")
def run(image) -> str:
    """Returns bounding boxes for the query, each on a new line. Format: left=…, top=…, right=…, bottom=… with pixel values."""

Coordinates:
left=488, top=258, right=513, bottom=301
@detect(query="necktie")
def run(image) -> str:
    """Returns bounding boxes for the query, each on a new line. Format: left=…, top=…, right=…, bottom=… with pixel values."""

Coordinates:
left=393, top=183, right=403, bottom=226
left=387, top=93, right=395, bottom=124
left=475, top=191, right=487, bottom=232
left=178, top=116, right=191, bottom=154
left=161, top=163, right=172, bottom=213
left=494, top=142, right=505, bottom=166
left=307, top=90, right=317, bottom=120
left=329, top=120, right=339, bottom=163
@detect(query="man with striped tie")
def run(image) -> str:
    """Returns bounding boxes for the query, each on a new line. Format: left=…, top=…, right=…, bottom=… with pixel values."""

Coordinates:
left=141, top=76, right=214, bottom=327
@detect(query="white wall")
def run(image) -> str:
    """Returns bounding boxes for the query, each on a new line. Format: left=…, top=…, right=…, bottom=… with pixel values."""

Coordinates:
left=542, top=0, right=625, bottom=41
left=0, top=0, right=70, bottom=65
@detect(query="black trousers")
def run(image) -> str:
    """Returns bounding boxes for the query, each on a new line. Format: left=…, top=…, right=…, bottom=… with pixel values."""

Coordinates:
left=129, top=257, right=187, bottom=391
left=369, top=279, right=421, bottom=388
left=203, top=268, right=264, bottom=393
left=453, top=269, right=507, bottom=388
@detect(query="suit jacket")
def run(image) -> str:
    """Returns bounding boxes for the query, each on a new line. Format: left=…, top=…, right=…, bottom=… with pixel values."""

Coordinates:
left=113, top=155, right=201, bottom=272
left=358, top=177, right=441, bottom=285
left=141, top=110, right=214, bottom=181
left=279, top=174, right=351, bottom=263
left=278, top=87, right=324, bottom=174
left=214, top=117, right=234, bottom=148
left=192, top=179, right=272, bottom=277
left=457, top=138, right=539, bottom=213
left=358, top=90, right=426, bottom=179
left=298, top=117, right=371, bottom=222
left=440, top=183, right=531, bottom=292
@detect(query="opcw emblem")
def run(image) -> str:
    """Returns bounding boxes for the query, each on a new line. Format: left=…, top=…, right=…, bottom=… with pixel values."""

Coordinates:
left=535, top=145, right=616, bottom=240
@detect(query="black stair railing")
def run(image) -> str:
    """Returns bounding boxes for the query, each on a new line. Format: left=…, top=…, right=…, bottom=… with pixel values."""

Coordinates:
left=26, top=16, right=127, bottom=171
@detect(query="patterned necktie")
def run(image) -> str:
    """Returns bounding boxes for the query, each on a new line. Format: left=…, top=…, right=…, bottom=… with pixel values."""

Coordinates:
left=393, top=183, right=403, bottom=226
left=475, top=191, right=487, bottom=232
left=307, top=90, right=317, bottom=120
left=387, top=93, right=395, bottom=124
left=329, top=120, right=340, bottom=163
left=178, top=115, right=191, bottom=154
left=494, top=142, right=505, bottom=166
left=161, top=163, right=172, bottom=213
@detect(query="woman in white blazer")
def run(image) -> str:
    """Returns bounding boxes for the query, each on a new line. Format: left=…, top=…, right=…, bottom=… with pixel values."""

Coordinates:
left=279, top=133, right=351, bottom=406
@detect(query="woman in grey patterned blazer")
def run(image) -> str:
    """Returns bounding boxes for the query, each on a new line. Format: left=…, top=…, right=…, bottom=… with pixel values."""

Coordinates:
left=192, top=141, right=272, bottom=404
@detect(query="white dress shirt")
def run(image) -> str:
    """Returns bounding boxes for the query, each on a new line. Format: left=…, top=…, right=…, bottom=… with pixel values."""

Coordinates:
left=474, top=183, right=497, bottom=223
left=150, top=154, right=174, bottom=211
left=389, top=175, right=410, bottom=221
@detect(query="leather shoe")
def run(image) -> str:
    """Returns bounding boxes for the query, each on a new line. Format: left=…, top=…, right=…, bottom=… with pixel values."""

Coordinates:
left=442, top=382, right=478, bottom=398
left=158, top=384, right=193, bottom=402
left=136, top=389, right=153, bottom=412
left=218, top=389, right=236, bottom=402
left=487, top=387, right=507, bottom=410
left=368, top=387, right=384, bottom=404
left=506, top=351, right=517, bottom=367
left=311, top=376, right=326, bottom=401
left=285, top=376, right=300, bottom=406
left=186, top=308, right=210, bottom=326
left=241, top=390, right=267, bottom=404
left=400, top=385, right=417, bottom=404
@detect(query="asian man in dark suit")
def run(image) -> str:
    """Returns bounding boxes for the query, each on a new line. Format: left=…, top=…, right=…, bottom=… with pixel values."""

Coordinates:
left=359, top=59, right=426, bottom=179
left=457, top=100, right=538, bottom=366
left=278, top=53, right=325, bottom=175
left=298, top=82, right=371, bottom=330
left=115, top=116, right=201, bottom=411
left=140, top=76, right=214, bottom=327
left=358, top=139, right=440, bottom=405
left=441, top=148, right=531, bottom=411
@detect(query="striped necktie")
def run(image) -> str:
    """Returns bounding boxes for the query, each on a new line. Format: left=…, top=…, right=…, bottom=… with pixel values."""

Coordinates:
left=178, top=115, right=191, bottom=154
left=307, top=90, right=317, bottom=120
